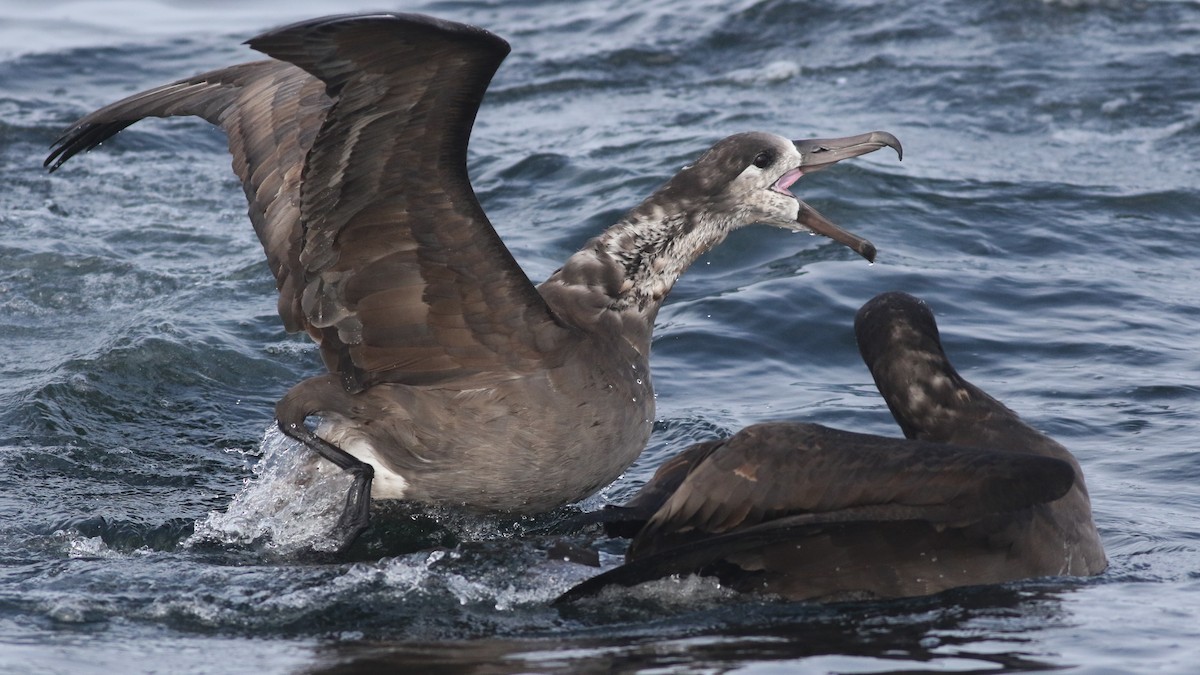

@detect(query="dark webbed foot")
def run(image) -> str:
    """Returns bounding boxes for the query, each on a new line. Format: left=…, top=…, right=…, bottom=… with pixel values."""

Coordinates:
left=277, top=419, right=374, bottom=553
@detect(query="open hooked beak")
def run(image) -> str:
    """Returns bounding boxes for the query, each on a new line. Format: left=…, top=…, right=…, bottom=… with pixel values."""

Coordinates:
left=772, top=131, right=902, bottom=264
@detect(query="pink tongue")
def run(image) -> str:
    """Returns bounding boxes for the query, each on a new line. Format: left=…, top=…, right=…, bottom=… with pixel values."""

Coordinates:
left=773, top=167, right=803, bottom=193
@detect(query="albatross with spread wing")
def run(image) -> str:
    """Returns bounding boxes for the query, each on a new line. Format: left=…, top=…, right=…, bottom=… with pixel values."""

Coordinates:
left=45, top=13, right=901, bottom=549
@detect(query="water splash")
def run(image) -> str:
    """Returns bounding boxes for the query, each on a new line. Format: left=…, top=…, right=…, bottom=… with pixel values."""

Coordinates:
left=53, top=529, right=120, bottom=559
left=186, top=425, right=355, bottom=554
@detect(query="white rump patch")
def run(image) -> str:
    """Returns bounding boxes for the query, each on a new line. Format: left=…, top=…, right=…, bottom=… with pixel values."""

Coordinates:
left=317, top=419, right=411, bottom=500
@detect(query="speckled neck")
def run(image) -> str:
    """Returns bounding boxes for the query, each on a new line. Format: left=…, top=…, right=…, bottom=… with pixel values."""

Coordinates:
left=598, top=201, right=734, bottom=311
left=539, top=181, right=736, bottom=338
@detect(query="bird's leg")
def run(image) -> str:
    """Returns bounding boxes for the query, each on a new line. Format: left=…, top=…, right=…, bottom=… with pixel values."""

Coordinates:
left=277, top=417, right=374, bottom=552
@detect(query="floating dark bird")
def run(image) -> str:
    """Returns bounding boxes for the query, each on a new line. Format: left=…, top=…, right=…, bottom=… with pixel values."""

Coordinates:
left=559, top=292, right=1106, bottom=602
left=44, top=13, right=900, bottom=550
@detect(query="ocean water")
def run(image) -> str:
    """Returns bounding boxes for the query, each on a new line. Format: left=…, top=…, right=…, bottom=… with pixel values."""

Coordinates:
left=2, top=0, right=1200, bottom=672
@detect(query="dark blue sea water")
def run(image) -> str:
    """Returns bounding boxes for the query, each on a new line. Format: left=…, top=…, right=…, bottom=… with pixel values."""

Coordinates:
left=3, top=0, right=1200, bottom=672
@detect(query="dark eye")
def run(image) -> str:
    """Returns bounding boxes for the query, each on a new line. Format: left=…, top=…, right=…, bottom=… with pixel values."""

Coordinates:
left=752, top=150, right=774, bottom=169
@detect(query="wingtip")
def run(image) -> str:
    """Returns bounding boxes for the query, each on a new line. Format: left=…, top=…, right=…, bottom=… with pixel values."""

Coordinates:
left=44, top=139, right=71, bottom=173
left=42, top=124, right=90, bottom=173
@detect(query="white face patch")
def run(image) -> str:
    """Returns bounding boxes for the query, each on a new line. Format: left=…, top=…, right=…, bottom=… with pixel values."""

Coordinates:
left=725, top=136, right=807, bottom=228
left=731, top=175, right=801, bottom=227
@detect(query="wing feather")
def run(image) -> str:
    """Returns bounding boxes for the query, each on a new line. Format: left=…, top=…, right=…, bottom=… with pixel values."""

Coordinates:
left=46, top=60, right=325, bottom=332
left=628, top=422, right=1076, bottom=558
left=48, top=13, right=578, bottom=391
left=248, top=14, right=574, bottom=391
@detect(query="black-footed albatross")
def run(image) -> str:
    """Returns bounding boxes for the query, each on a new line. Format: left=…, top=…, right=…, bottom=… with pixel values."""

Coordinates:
left=44, top=13, right=901, bottom=550
left=559, top=291, right=1106, bottom=603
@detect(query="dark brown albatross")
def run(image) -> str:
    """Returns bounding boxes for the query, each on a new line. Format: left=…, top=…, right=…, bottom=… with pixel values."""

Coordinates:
left=44, top=13, right=901, bottom=550
left=559, top=292, right=1106, bottom=602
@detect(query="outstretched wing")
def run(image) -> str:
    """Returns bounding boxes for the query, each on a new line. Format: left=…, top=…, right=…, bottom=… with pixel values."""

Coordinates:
left=627, top=422, right=1076, bottom=558
left=249, top=14, right=576, bottom=391
left=48, top=13, right=575, bottom=392
left=46, top=59, right=326, bottom=333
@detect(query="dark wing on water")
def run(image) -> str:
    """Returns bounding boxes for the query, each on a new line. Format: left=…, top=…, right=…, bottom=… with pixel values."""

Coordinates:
left=560, top=423, right=1076, bottom=602
left=48, top=13, right=575, bottom=392
left=627, top=422, right=1076, bottom=558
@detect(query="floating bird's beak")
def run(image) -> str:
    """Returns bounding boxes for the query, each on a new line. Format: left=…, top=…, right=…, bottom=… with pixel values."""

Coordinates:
left=773, top=131, right=902, bottom=264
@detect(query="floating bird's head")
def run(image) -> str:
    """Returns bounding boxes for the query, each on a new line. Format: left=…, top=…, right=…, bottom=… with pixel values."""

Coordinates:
left=686, top=130, right=902, bottom=263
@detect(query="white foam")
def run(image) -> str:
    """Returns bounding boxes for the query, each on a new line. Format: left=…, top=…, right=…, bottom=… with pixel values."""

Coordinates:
left=186, top=425, right=356, bottom=554
left=723, top=60, right=802, bottom=85
left=53, top=529, right=120, bottom=559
